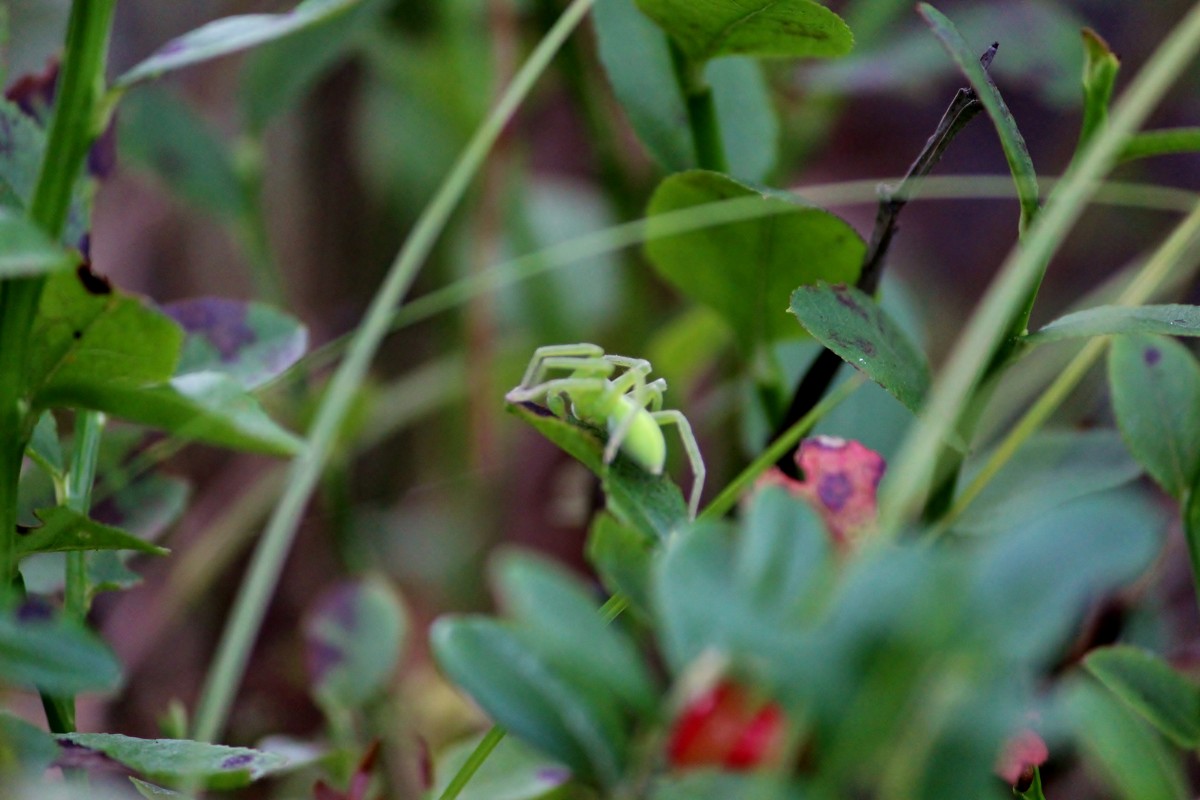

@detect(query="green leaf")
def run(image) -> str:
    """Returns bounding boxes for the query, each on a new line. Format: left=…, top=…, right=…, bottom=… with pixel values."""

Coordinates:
left=163, top=298, right=308, bottom=390
left=1078, top=28, right=1120, bottom=153
left=789, top=282, right=930, bottom=413
left=646, top=171, right=864, bottom=353
left=954, top=429, right=1141, bottom=535
left=655, top=487, right=831, bottom=674
left=41, top=372, right=303, bottom=457
left=27, top=269, right=183, bottom=405
left=431, top=735, right=572, bottom=800
left=26, top=412, right=63, bottom=480
left=430, top=617, right=628, bottom=786
left=969, top=491, right=1164, bottom=664
left=239, top=0, right=387, bottom=135
left=1029, top=304, right=1200, bottom=345
left=0, top=210, right=74, bottom=277
left=1066, top=680, right=1188, bottom=800
left=303, top=577, right=408, bottom=710
left=56, top=734, right=290, bottom=790
left=0, top=605, right=121, bottom=694
left=1085, top=645, right=1200, bottom=748
left=494, top=551, right=657, bottom=714
left=1108, top=334, right=1200, bottom=499
left=592, top=0, right=778, bottom=179
left=17, top=507, right=169, bottom=559
left=650, top=772, right=799, bottom=800
left=586, top=512, right=656, bottom=614
left=116, top=0, right=365, bottom=88
left=633, top=0, right=853, bottom=63
left=507, top=402, right=689, bottom=541
left=1120, top=128, right=1200, bottom=163
left=0, top=713, right=59, bottom=775
left=118, top=88, right=247, bottom=220
left=919, top=4, right=1039, bottom=230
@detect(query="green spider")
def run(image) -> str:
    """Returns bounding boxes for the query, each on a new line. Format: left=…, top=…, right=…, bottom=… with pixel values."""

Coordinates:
left=506, top=343, right=706, bottom=519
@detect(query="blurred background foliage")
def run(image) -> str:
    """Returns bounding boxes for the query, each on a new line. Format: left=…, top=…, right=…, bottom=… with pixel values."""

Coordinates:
left=3, top=0, right=1200, bottom=795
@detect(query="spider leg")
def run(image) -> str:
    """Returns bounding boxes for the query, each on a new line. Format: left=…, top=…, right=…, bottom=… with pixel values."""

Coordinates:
left=518, top=343, right=604, bottom=389
left=650, top=409, right=706, bottom=520
left=507, top=355, right=614, bottom=405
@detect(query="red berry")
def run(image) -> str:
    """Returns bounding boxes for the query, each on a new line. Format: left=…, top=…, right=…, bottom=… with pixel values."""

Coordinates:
left=667, top=681, right=787, bottom=771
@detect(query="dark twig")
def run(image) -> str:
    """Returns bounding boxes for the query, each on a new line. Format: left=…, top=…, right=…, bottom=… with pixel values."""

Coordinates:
left=771, top=46, right=997, bottom=477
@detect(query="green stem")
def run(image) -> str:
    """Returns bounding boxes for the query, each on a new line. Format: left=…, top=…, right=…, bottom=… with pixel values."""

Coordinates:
left=437, top=726, right=507, bottom=800
left=64, top=411, right=105, bottom=620
left=878, top=1, right=1200, bottom=536
left=0, top=0, right=115, bottom=589
left=699, top=374, right=865, bottom=522
left=668, top=40, right=727, bottom=173
left=190, top=0, right=599, bottom=745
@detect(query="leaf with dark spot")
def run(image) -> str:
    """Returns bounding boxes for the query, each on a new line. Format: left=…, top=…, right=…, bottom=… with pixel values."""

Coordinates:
left=56, top=734, right=290, bottom=790
left=790, top=282, right=930, bottom=413
left=163, top=297, right=308, bottom=389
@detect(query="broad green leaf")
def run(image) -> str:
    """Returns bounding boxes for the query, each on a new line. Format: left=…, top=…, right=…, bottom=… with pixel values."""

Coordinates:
left=163, top=298, right=308, bottom=390
left=789, top=282, right=929, bottom=413
left=239, top=0, right=387, bottom=134
left=0, top=713, right=59, bottom=775
left=494, top=551, right=657, bottom=713
left=27, top=269, right=182, bottom=404
left=26, top=411, right=62, bottom=479
left=117, top=0, right=364, bottom=88
left=17, top=507, right=169, bottom=559
left=646, top=171, right=864, bottom=353
left=56, top=734, right=290, bottom=790
left=634, top=0, right=852, bottom=63
left=430, top=617, right=628, bottom=786
left=954, top=429, right=1141, bottom=535
left=118, top=88, right=246, bottom=220
left=1109, top=334, right=1200, bottom=499
left=919, top=4, right=1039, bottom=230
left=1029, top=304, right=1200, bottom=345
left=0, top=604, right=121, bottom=694
left=655, top=488, right=831, bottom=674
left=431, top=735, right=572, bottom=800
left=592, top=0, right=778, bottom=179
left=1078, top=28, right=1120, bottom=153
left=586, top=512, right=655, bottom=614
left=507, top=402, right=688, bottom=541
left=1085, top=645, right=1200, bottom=748
left=709, top=58, right=779, bottom=181
left=0, top=210, right=73, bottom=277
left=1066, top=680, right=1188, bottom=800
left=969, top=491, right=1164, bottom=664
left=41, top=372, right=303, bottom=456
left=303, top=577, right=408, bottom=710
left=650, top=772, right=799, bottom=799
left=1119, top=128, right=1200, bottom=164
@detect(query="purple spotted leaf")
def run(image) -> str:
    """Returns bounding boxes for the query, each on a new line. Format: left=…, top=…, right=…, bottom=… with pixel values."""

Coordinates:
left=1108, top=334, right=1200, bottom=499
left=790, top=281, right=930, bottom=413
left=55, top=734, right=290, bottom=790
left=163, top=298, right=307, bottom=390
left=303, top=577, right=408, bottom=710
left=759, top=436, right=886, bottom=549
left=117, top=0, right=363, bottom=88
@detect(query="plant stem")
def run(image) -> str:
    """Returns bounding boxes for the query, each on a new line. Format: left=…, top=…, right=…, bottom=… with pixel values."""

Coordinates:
left=701, top=374, right=865, bottom=522
left=437, top=726, right=507, bottom=800
left=770, top=76, right=986, bottom=473
left=64, top=411, right=105, bottom=620
left=190, top=0, right=599, bottom=745
left=0, top=0, right=115, bottom=589
left=879, top=1, right=1200, bottom=536
left=933, top=198, right=1200, bottom=534
left=668, top=40, right=727, bottom=173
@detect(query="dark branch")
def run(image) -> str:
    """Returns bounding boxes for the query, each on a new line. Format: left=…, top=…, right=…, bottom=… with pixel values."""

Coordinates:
left=770, top=47, right=996, bottom=476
